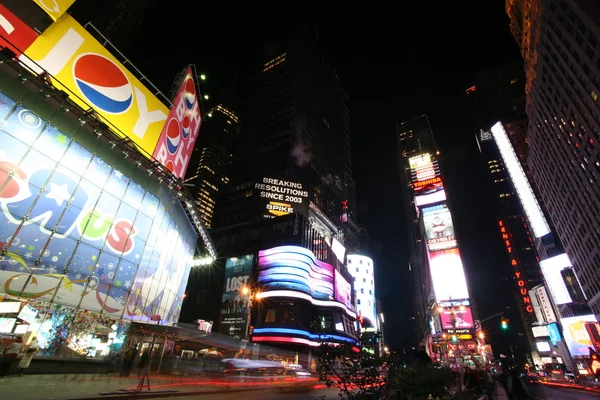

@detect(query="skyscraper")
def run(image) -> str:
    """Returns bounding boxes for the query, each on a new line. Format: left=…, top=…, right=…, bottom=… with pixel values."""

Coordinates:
left=185, top=105, right=239, bottom=228
left=399, top=116, right=484, bottom=364
left=182, top=26, right=361, bottom=357
left=506, top=0, right=600, bottom=320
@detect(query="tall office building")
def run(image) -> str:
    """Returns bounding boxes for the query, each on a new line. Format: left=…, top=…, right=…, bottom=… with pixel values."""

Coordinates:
left=399, top=116, right=485, bottom=364
left=185, top=105, right=239, bottom=228
left=506, top=0, right=600, bottom=320
left=182, top=27, right=361, bottom=358
left=468, top=63, right=543, bottom=361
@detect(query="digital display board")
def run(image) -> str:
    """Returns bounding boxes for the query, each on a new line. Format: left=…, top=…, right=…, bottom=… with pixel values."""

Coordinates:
left=218, top=255, right=253, bottom=339
left=20, top=14, right=169, bottom=159
left=255, top=177, right=309, bottom=219
left=334, top=270, right=352, bottom=309
left=561, top=315, right=597, bottom=357
left=440, top=307, right=474, bottom=330
left=258, top=246, right=334, bottom=300
left=0, top=91, right=196, bottom=325
left=532, top=325, right=550, bottom=338
left=539, top=253, right=574, bottom=305
left=152, top=67, right=201, bottom=179
left=422, top=204, right=457, bottom=251
left=428, top=248, right=470, bottom=302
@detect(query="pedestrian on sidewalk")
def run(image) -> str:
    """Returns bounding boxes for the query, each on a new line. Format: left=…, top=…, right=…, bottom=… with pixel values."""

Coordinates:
left=16, top=337, right=39, bottom=375
left=0, top=337, right=24, bottom=377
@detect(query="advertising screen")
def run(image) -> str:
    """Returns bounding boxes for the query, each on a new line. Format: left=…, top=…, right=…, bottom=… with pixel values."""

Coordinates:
left=20, top=14, right=169, bottom=159
left=255, top=177, right=309, bottom=219
left=152, top=67, right=201, bottom=178
left=440, top=307, right=474, bottom=329
left=491, top=122, right=550, bottom=238
left=218, top=255, right=253, bottom=339
left=536, top=341, right=551, bottom=352
left=415, top=188, right=447, bottom=207
left=532, top=325, right=550, bottom=338
left=428, top=248, right=470, bottom=302
left=409, top=153, right=443, bottom=193
left=539, top=253, right=574, bottom=305
left=32, top=0, right=76, bottom=21
left=0, top=91, right=196, bottom=325
left=547, top=323, right=561, bottom=346
left=422, top=204, right=457, bottom=251
left=258, top=246, right=334, bottom=300
left=561, top=315, right=597, bottom=356
left=334, top=270, right=352, bottom=309
left=0, top=4, right=39, bottom=56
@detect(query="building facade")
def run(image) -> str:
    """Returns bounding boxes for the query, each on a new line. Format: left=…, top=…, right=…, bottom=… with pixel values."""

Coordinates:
left=185, top=105, right=239, bottom=229
left=506, top=0, right=600, bottom=320
left=347, top=255, right=378, bottom=330
left=399, top=116, right=486, bottom=365
left=181, top=26, right=361, bottom=357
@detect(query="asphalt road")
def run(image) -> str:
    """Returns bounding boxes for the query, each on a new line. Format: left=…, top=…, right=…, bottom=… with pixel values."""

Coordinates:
left=140, top=387, right=339, bottom=399
left=527, top=383, right=600, bottom=399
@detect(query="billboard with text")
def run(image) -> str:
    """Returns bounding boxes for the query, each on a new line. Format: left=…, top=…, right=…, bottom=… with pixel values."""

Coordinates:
left=20, top=14, right=169, bottom=159
left=255, top=177, right=309, bottom=219
left=219, top=255, right=253, bottom=339
left=422, top=204, right=457, bottom=251
left=0, top=90, right=196, bottom=325
left=0, top=4, right=39, bottom=56
left=152, top=67, right=201, bottom=178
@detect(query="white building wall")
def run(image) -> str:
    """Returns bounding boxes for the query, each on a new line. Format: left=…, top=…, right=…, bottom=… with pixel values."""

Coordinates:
left=347, top=255, right=378, bottom=330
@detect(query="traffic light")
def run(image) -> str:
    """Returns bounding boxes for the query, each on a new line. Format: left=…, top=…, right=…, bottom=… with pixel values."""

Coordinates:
left=452, top=335, right=458, bottom=343
left=501, top=318, right=509, bottom=330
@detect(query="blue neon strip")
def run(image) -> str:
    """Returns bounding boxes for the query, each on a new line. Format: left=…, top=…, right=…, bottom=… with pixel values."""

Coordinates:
left=253, top=327, right=358, bottom=344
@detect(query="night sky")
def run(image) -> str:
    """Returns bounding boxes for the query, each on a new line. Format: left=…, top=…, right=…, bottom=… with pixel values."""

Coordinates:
left=72, top=0, right=523, bottom=355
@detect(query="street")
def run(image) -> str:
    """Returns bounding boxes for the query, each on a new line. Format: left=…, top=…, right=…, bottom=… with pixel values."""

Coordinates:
left=140, top=387, right=339, bottom=400
left=526, top=383, right=600, bottom=400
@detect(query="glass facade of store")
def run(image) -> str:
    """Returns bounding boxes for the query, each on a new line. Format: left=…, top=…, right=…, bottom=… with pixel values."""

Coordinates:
left=0, top=74, right=197, bottom=359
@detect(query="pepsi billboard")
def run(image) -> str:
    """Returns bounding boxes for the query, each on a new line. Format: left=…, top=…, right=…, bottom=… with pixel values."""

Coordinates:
left=152, top=67, right=201, bottom=179
left=0, top=89, right=196, bottom=325
left=19, top=14, right=169, bottom=160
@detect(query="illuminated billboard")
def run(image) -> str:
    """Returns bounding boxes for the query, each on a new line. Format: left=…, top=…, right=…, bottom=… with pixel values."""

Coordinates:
left=415, top=188, right=447, bottom=207
left=219, top=255, right=253, bottom=339
left=334, top=270, right=352, bottom=309
left=254, top=177, right=309, bottom=219
left=561, top=315, right=598, bottom=357
left=0, top=92, right=196, bottom=325
left=152, top=67, right=201, bottom=178
left=440, top=307, right=474, bottom=330
left=258, top=246, right=334, bottom=300
left=428, top=248, right=469, bottom=302
left=409, top=154, right=441, bottom=189
left=0, top=4, right=39, bottom=56
left=532, top=325, right=550, bottom=338
left=422, top=204, right=457, bottom=251
left=32, top=0, right=76, bottom=21
left=20, top=14, right=169, bottom=159
left=539, top=253, right=574, bottom=305
left=499, top=220, right=534, bottom=313
left=491, top=122, right=550, bottom=238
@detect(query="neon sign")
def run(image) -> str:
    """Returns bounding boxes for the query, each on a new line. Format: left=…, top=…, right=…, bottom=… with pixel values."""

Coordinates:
left=499, top=220, right=533, bottom=313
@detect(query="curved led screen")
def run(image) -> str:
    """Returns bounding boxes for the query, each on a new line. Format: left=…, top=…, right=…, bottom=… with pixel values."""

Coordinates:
left=258, top=246, right=334, bottom=300
left=0, top=91, right=196, bottom=325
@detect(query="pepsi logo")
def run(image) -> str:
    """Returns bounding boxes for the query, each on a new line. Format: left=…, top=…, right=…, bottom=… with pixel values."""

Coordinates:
left=183, top=77, right=196, bottom=110
left=18, top=109, right=42, bottom=129
left=181, top=115, right=190, bottom=139
left=73, top=54, right=133, bottom=114
left=165, top=119, right=180, bottom=155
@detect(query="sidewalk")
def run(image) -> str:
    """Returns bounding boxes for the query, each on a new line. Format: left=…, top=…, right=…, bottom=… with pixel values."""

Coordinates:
left=0, top=374, right=266, bottom=400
